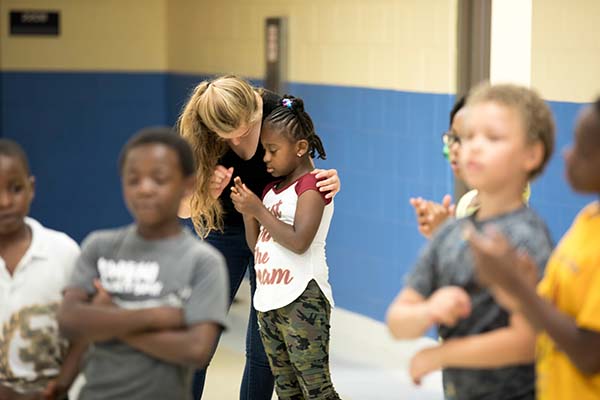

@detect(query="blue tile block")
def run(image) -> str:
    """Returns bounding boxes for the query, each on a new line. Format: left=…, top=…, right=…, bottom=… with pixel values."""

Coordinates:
left=2, top=71, right=593, bottom=328
left=2, top=72, right=167, bottom=241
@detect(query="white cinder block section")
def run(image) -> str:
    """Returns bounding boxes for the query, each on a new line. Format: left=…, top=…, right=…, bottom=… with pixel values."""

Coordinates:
left=167, top=0, right=458, bottom=95
left=490, top=0, right=532, bottom=86
left=531, top=0, right=600, bottom=102
left=0, top=0, right=168, bottom=71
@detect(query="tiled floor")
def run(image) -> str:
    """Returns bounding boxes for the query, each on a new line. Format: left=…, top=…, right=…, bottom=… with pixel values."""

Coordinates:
left=71, top=279, right=443, bottom=399
left=201, top=280, right=444, bottom=400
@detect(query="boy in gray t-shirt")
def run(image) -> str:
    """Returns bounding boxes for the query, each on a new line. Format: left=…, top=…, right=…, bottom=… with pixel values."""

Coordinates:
left=406, top=207, right=552, bottom=399
left=59, top=128, right=229, bottom=400
left=386, top=84, right=556, bottom=400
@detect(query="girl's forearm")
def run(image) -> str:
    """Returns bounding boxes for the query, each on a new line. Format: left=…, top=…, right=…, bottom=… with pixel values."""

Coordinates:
left=242, top=214, right=259, bottom=252
left=254, top=207, right=309, bottom=254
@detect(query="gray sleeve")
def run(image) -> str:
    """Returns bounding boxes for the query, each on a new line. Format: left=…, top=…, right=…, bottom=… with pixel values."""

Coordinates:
left=184, top=247, right=229, bottom=329
left=67, top=232, right=101, bottom=294
left=404, top=238, right=439, bottom=298
left=510, top=219, right=554, bottom=277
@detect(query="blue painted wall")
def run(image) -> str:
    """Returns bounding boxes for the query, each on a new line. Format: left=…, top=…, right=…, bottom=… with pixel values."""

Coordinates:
left=1, top=72, right=167, bottom=241
left=530, top=101, right=596, bottom=243
left=287, top=83, right=455, bottom=318
left=1, top=71, right=594, bottom=322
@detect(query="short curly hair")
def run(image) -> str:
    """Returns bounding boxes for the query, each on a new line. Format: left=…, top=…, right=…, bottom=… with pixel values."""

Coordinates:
left=0, top=138, right=30, bottom=175
left=119, top=127, right=196, bottom=177
left=467, top=83, right=555, bottom=179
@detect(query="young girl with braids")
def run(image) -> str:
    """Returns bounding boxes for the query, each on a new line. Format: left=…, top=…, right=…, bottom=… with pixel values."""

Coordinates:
left=230, top=96, right=341, bottom=400
left=177, top=75, right=340, bottom=400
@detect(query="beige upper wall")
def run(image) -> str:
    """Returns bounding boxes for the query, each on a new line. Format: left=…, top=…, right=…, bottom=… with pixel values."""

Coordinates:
left=168, top=0, right=458, bottom=94
left=3, top=0, right=600, bottom=102
left=0, top=0, right=168, bottom=71
left=532, top=0, right=600, bottom=103
left=1, top=0, right=457, bottom=94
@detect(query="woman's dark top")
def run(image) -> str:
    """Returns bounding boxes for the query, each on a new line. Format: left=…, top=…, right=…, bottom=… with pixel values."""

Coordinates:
left=218, top=90, right=282, bottom=227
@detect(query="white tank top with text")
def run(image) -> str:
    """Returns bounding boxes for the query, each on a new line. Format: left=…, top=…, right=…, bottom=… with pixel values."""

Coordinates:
left=253, top=173, right=334, bottom=312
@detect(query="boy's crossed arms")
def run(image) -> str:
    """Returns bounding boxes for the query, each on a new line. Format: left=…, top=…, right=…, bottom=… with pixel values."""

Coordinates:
left=59, top=279, right=220, bottom=369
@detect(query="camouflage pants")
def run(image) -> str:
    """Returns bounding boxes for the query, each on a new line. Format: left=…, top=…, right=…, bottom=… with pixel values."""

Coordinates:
left=257, top=280, right=341, bottom=400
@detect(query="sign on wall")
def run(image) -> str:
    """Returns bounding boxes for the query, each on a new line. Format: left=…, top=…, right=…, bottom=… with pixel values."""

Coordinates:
left=265, top=17, right=287, bottom=95
left=10, top=11, right=60, bottom=36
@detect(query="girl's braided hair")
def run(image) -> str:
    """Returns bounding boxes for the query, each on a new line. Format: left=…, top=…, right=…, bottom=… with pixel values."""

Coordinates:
left=264, top=95, right=326, bottom=160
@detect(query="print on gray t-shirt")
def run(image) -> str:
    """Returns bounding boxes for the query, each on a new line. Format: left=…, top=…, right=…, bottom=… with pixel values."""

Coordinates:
left=69, top=225, right=229, bottom=400
left=406, top=207, right=553, bottom=400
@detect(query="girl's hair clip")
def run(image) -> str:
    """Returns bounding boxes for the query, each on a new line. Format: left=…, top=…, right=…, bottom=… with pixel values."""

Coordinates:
left=282, top=98, right=293, bottom=109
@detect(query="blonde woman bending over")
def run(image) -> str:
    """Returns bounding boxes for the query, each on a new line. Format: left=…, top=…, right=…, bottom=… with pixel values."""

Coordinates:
left=178, top=75, right=341, bottom=400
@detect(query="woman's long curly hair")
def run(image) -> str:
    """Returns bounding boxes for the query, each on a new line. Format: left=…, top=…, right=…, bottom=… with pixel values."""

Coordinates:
left=177, top=75, right=261, bottom=237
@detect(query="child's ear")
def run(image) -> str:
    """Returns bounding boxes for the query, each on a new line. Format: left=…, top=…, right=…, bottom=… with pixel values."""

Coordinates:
left=524, top=140, right=544, bottom=174
left=296, top=140, right=309, bottom=157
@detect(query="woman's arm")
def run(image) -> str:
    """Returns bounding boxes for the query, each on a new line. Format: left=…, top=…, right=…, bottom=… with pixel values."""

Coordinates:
left=178, top=165, right=234, bottom=218
left=311, top=169, right=340, bottom=199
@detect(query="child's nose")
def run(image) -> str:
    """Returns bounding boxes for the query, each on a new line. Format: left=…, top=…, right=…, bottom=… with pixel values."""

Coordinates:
left=0, top=191, right=12, bottom=208
left=465, top=136, right=482, bottom=152
left=138, top=178, right=156, bottom=194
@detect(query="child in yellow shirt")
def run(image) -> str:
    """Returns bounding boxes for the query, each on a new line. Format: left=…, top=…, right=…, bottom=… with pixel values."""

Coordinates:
left=468, top=98, right=600, bottom=399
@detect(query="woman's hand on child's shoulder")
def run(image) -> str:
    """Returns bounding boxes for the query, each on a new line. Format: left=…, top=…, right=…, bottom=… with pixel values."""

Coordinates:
left=312, top=169, right=340, bottom=199
left=230, top=177, right=263, bottom=216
